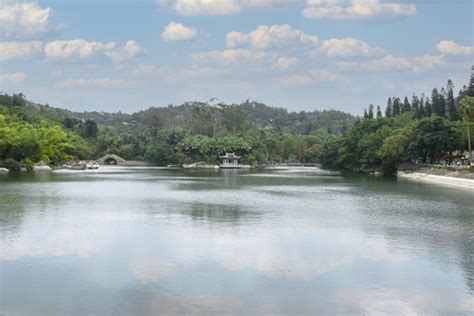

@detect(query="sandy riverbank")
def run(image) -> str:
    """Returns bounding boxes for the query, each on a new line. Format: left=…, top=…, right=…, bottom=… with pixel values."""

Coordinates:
left=397, top=171, right=474, bottom=190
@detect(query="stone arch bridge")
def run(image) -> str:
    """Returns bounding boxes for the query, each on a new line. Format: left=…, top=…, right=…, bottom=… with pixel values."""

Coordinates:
left=97, top=154, right=126, bottom=165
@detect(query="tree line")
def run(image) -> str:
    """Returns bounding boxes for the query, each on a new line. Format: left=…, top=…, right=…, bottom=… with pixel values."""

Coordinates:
left=364, top=78, right=471, bottom=121
left=1, top=71, right=472, bottom=173
left=0, top=94, right=351, bottom=168
left=322, top=74, right=474, bottom=175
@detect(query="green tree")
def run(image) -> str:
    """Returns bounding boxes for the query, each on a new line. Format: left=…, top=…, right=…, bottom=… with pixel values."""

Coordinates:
left=376, top=105, right=382, bottom=119
left=385, top=97, right=393, bottom=117
left=11, top=93, right=26, bottom=107
left=379, top=123, right=415, bottom=174
left=392, top=98, right=401, bottom=116
left=368, top=104, right=374, bottom=119
left=408, top=116, right=460, bottom=164
left=221, top=105, right=252, bottom=135
left=459, top=96, right=473, bottom=164
left=82, top=119, right=98, bottom=138
left=416, top=96, right=425, bottom=119
left=63, top=117, right=74, bottom=129
left=319, top=138, right=343, bottom=169
left=424, top=98, right=432, bottom=117
left=446, top=79, right=458, bottom=121
left=411, top=95, right=419, bottom=113
left=144, top=143, right=176, bottom=166
left=334, top=119, right=394, bottom=172
left=363, top=109, right=369, bottom=119
left=176, top=135, right=217, bottom=161
left=402, top=97, right=411, bottom=113
left=431, top=88, right=446, bottom=117
left=216, top=135, right=252, bottom=156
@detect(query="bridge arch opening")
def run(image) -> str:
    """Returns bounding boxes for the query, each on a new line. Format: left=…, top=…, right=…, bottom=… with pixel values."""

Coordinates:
left=104, top=158, right=118, bottom=165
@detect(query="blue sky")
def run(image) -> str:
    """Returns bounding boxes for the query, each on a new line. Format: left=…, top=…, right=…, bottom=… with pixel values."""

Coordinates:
left=0, top=0, right=472, bottom=114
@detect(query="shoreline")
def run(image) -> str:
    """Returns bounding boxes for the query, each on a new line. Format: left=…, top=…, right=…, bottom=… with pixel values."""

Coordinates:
left=397, top=171, right=474, bottom=190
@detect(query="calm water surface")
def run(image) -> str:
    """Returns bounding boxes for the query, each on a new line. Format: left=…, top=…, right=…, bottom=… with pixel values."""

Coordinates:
left=0, top=167, right=473, bottom=315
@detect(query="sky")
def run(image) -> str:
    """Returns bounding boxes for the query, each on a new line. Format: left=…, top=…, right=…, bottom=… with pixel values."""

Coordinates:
left=0, top=0, right=472, bottom=115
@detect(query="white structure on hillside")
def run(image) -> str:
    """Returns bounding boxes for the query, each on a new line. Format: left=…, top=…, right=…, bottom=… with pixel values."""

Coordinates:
left=220, top=153, right=241, bottom=168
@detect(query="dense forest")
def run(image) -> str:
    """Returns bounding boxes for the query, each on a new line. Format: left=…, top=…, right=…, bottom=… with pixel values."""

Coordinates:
left=320, top=75, right=474, bottom=174
left=0, top=94, right=355, bottom=169
left=1, top=71, right=473, bottom=174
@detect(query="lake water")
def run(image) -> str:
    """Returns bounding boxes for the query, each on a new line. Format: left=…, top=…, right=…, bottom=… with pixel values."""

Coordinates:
left=0, top=167, right=473, bottom=315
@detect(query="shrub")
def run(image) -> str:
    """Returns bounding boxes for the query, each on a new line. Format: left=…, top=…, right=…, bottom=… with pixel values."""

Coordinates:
left=0, top=158, right=21, bottom=171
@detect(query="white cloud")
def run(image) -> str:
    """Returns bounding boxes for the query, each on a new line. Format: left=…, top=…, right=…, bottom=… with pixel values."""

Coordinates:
left=0, top=40, right=43, bottom=61
left=192, top=48, right=300, bottom=73
left=303, top=0, right=417, bottom=20
left=176, top=66, right=230, bottom=79
left=167, top=0, right=241, bottom=16
left=225, top=25, right=381, bottom=61
left=411, top=54, right=445, bottom=72
left=0, top=72, right=27, bottom=83
left=1, top=39, right=145, bottom=63
left=337, top=55, right=411, bottom=72
left=317, top=37, right=384, bottom=58
left=105, top=40, right=146, bottom=63
left=44, top=39, right=116, bottom=60
left=158, top=0, right=277, bottom=16
left=161, top=22, right=197, bottom=42
left=278, top=69, right=341, bottom=86
left=226, top=31, right=249, bottom=48
left=273, top=56, right=298, bottom=70
left=58, top=77, right=126, bottom=88
left=279, top=74, right=314, bottom=86
left=195, top=24, right=388, bottom=77
left=307, top=0, right=346, bottom=5
left=0, top=1, right=53, bottom=39
left=131, top=64, right=161, bottom=77
left=129, top=64, right=227, bottom=84
left=226, top=24, right=319, bottom=50
left=436, top=40, right=472, bottom=56
left=192, top=48, right=267, bottom=67
left=336, top=54, right=445, bottom=73
left=44, top=39, right=145, bottom=63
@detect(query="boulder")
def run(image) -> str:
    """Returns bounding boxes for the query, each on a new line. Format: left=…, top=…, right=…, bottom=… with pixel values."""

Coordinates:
left=33, top=161, right=52, bottom=171
left=183, top=162, right=219, bottom=169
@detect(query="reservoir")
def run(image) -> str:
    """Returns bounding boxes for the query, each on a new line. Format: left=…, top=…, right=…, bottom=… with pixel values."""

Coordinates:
left=1, top=167, right=473, bottom=315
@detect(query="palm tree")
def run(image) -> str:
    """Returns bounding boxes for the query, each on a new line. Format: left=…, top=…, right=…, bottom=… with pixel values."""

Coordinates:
left=459, top=96, right=473, bottom=164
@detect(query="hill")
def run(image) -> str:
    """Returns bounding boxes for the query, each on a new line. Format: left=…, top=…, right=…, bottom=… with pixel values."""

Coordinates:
left=0, top=94, right=356, bottom=168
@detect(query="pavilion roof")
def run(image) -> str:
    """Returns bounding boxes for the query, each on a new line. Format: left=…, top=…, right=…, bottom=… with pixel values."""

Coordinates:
left=220, top=152, right=241, bottom=159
